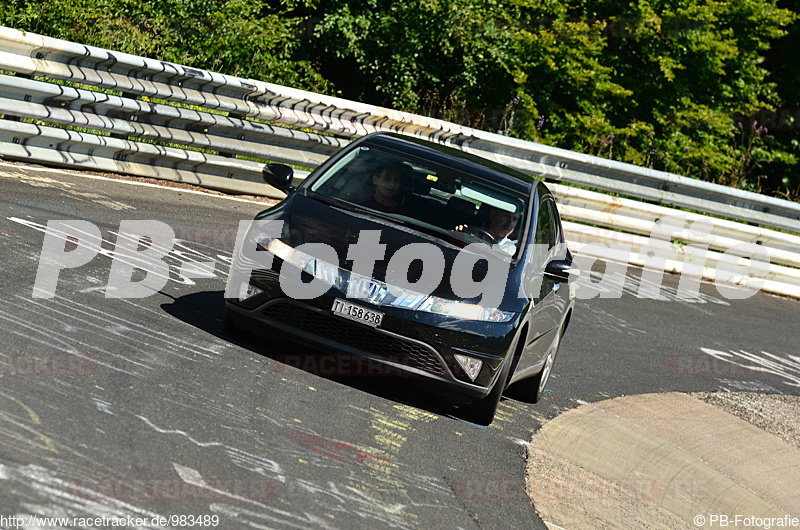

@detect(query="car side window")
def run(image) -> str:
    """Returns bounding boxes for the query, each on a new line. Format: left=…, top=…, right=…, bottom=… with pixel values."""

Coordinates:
left=534, top=201, right=555, bottom=248
left=546, top=199, right=562, bottom=245
left=532, top=188, right=557, bottom=266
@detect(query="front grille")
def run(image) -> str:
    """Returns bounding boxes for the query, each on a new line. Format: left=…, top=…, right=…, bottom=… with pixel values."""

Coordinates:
left=261, top=301, right=447, bottom=376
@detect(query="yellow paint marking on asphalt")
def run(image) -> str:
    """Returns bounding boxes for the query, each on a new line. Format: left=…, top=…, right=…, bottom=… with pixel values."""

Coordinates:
left=490, top=400, right=520, bottom=428
left=348, top=412, right=404, bottom=485
left=1, top=392, right=43, bottom=426
left=374, top=417, right=408, bottom=431
left=0, top=391, right=58, bottom=454
left=392, top=404, right=439, bottom=422
left=341, top=404, right=425, bottom=528
left=372, top=426, right=405, bottom=451
left=359, top=457, right=399, bottom=477
left=0, top=438, right=56, bottom=459
left=358, top=408, right=405, bottom=480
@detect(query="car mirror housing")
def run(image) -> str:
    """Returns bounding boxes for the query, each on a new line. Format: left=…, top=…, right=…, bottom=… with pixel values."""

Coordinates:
left=263, top=163, right=295, bottom=192
left=544, top=258, right=579, bottom=282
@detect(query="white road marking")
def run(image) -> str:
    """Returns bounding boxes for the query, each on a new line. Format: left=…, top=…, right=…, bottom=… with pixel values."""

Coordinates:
left=0, top=160, right=270, bottom=205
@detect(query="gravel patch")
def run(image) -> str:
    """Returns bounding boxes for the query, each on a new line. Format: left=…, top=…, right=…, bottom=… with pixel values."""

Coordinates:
left=691, top=391, right=800, bottom=450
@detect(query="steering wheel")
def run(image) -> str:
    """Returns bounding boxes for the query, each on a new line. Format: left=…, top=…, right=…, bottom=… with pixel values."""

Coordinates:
left=456, top=225, right=495, bottom=243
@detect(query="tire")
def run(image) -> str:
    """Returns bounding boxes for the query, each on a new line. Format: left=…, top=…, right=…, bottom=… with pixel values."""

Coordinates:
left=522, top=329, right=561, bottom=403
left=223, top=309, right=238, bottom=335
left=461, top=352, right=514, bottom=426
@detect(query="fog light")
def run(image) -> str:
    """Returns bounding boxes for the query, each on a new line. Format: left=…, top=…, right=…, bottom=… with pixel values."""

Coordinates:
left=455, top=354, right=483, bottom=381
left=238, top=283, right=263, bottom=301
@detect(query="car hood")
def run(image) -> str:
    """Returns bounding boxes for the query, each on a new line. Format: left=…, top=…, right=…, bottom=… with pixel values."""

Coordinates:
left=285, top=193, right=523, bottom=311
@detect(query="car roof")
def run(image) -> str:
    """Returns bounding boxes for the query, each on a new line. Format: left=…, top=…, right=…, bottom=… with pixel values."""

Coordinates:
left=360, top=132, right=535, bottom=195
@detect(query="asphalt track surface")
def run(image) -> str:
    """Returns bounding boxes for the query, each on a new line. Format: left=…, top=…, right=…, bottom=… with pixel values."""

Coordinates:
left=0, top=162, right=798, bottom=529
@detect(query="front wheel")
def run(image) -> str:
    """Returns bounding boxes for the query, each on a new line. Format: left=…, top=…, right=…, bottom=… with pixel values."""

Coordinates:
left=223, top=309, right=238, bottom=335
left=520, top=330, right=561, bottom=403
left=461, top=354, right=513, bottom=426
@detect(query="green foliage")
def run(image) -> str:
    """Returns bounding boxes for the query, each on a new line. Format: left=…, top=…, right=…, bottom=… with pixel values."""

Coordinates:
left=307, top=0, right=525, bottom=112
left=584, top=0, right=796, bottom=186
left=0, top=0, right=330, bottom=91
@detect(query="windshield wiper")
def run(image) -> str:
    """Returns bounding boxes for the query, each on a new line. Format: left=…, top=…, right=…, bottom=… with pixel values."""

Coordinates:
left=308, top=192, right=361, bottom=212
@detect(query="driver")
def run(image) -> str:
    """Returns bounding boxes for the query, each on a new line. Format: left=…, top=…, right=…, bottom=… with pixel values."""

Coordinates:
left=455, top=205, right=520, bottom=255
left=366, top=165, right=409, bottom=215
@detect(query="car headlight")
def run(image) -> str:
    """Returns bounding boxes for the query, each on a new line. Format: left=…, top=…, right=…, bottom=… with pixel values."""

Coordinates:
left=258, top=237, right=515, bottom=323
left=264, top=238, right=293, bottom=262
left=417, top=297, right=514, bottom=322
left=262, top=238, right=315, bottom=275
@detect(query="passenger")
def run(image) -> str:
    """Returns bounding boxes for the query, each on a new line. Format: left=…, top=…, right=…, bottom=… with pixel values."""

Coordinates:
left=366, top=165, right=409, bottom=215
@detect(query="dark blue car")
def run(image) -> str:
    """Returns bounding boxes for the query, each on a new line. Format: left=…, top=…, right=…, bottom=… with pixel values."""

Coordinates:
left=225, top=132, right=576, bottom=425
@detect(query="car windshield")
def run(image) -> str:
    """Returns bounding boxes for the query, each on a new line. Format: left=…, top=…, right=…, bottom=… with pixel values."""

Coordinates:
left=308, top=144, right=528, bottom=258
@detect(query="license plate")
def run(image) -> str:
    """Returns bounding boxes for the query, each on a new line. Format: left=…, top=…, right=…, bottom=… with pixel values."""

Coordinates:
left=331, top=298, right=384, bottom=328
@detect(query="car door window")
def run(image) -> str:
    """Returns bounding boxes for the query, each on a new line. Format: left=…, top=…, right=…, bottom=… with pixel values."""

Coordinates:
left=533, top=188, right=557, bottom=266
left=547, top=199, right=563, bottom=244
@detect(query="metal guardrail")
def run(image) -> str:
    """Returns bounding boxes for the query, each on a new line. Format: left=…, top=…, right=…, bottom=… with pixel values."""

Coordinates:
left=1, top=26, right=799, bottom=298
left=550, top=184, right=800, bottom=261
left=1, top=27, right=799, bottom=229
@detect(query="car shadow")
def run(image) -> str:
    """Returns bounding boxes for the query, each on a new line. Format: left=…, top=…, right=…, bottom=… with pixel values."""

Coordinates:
left=161, top=290, right=474, bottom=421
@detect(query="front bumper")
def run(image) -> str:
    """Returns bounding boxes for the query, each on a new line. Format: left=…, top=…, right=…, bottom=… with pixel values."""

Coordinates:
left=226, top=272, right=520, bottom=401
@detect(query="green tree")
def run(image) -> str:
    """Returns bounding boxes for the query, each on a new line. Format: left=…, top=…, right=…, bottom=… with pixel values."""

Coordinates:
left=0, top=0, right=330, bottom=92
left=563, top=0, right=796, bottom=189
left=762, top=0, right=800, bottom=198
left=307, top=0, right=526, bottom=121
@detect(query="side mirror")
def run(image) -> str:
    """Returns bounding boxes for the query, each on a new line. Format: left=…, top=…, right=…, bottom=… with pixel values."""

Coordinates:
left=262, top=163, right=295, bottom=192
left=544, top=259, right=580, bottom=283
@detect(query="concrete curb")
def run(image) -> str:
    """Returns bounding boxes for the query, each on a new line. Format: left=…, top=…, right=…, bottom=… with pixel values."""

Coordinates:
left=526, top=393, right=800, bottom=528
